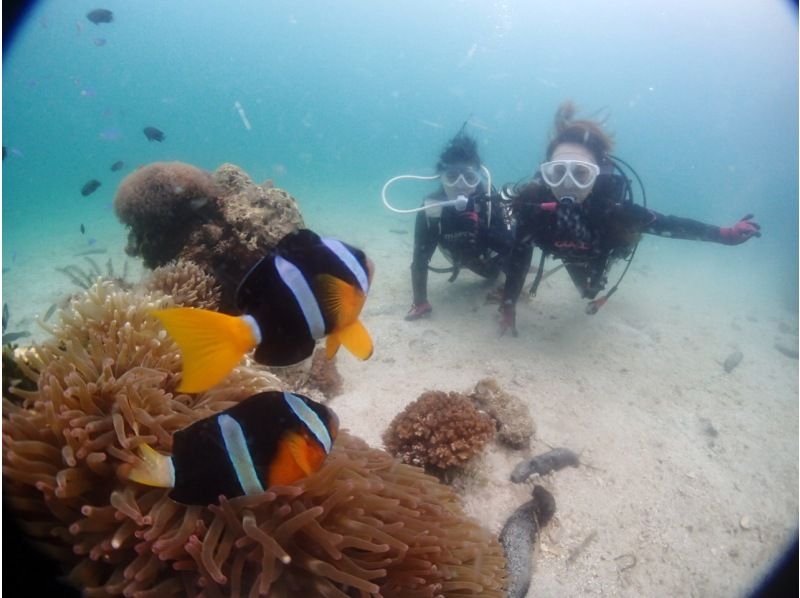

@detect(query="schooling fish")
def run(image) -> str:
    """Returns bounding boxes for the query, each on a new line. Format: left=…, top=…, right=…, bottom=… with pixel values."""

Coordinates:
left=80, top=223, right=85, bottom=234
left=86, top=9, right=113, bottom=24
left=81, top=179, right=101, bottom=196
left=110, top=160, right=124, bottom=171
left=155, top=229, right=373, bottom=392
left=143, top=126, right=165, bottom=142
left=128, top=391, right=338, bottom=505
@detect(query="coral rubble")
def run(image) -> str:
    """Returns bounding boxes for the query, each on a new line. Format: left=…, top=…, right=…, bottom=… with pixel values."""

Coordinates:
left=470, top=378, right=535, bottom=449
left=3, top=283, right=505, bottom=596
left=382, top=390, right=495, bottom=473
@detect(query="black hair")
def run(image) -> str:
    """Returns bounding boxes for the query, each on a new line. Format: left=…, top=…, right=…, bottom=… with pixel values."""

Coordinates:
left=435, top=131, right=481, bottom=173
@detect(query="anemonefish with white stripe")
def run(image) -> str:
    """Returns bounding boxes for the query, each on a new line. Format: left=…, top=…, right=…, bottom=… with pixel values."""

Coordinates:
left=154, top=229, right=373, bottom=393
left=127, top=391, right=338, bottom=505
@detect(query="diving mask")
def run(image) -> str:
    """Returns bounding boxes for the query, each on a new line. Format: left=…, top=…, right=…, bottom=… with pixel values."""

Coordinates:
left=540, top=160, right=600, bottom=190
left=441, top=166, right=481, bottom=189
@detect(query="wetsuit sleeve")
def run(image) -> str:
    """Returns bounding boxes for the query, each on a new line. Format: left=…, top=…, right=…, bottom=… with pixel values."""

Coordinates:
left=503, top=241, right=534, bottom=305
left=410, top=210, right=439, bottom=304
left=620, top=203, right=725, bottom=242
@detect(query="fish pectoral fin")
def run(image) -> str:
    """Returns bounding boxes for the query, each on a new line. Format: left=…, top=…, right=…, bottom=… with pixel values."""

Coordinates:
left=285, top=432, right=315, bottom=476
left=153, top=308, right=259, bottom=393
left=128, top=443, right=175, bottom=488
left=336, top=319, right=373, bottom=361
left=314, top=274, right=365, bottom=329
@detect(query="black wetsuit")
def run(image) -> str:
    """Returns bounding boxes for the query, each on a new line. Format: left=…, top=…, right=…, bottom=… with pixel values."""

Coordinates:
left=503, top=175, right=729, bottom=303
left=411, top=187, right=514, bottom=305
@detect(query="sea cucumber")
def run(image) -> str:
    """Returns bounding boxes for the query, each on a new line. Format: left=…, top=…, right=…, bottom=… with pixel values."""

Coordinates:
left=723, top=350, right=743, bottom=373
left=499, top=485, right=556, bottom=598
left=510, top=448, right=580, bottom=483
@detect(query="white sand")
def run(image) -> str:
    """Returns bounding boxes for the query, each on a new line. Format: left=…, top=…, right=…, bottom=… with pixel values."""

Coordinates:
left=3, top=205, right=797, bottom=598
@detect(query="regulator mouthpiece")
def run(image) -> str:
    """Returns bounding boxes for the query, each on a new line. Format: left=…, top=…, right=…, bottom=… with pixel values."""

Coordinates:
left=454, top=195, right=468, bottom=211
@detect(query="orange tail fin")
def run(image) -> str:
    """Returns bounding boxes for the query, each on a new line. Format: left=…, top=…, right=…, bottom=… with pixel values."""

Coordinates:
left=153, top=308, right=259, bottom=393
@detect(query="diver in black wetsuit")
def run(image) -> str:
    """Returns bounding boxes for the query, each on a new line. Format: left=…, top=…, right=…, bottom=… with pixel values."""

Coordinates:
left=499, top=102, right=761, bottom=336
left=405, top=131, right=515, bottom=320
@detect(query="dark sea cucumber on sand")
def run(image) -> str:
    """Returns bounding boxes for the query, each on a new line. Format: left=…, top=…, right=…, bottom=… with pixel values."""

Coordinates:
left=500, top=485, right=556, bottom=598
left=510, top=448, right=580, bottom=483
left=723, top=350, right=744, bottom=373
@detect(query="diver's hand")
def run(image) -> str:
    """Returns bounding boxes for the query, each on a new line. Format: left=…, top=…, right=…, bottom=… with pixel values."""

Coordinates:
left=405, top=302, right=432, bottom=321
left=499, top=301, right=517, bottom=337
left=719, top=214, right=761, bottom=245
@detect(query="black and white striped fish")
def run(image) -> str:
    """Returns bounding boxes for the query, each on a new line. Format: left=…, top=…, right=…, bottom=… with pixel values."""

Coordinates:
left=155, top=229, right=374, bottom=393
left=128, top=391, right=339, bottom=505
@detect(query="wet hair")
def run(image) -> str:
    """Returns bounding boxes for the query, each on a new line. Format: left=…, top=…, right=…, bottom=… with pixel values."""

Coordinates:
left=546, top=101, right=614, bottom=166
left=436, top=130, right=481, bottom=173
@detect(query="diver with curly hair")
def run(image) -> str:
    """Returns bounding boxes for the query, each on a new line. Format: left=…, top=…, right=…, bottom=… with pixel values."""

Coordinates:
left=403, top=130, right=515, bottom=320
left=499, top=101, right=761, bottom=336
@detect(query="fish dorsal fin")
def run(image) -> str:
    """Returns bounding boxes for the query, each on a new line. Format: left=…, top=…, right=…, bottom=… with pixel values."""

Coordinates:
left=128, top=443, right=175, bottom=488
left=153, top=308, right=259, bottom=393
left=314, top=274, right=365, bottom=329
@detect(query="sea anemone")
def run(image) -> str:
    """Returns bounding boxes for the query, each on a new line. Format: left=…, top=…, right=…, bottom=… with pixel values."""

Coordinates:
left=143, top=260, right=222, bottom=310
left=382, top=391, right=495, bottom=473
left=3, top=282, right=505, bottom=596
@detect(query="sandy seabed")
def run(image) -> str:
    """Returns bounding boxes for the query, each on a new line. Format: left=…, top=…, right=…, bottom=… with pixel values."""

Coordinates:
left=2, top=205, right=797, bottom=598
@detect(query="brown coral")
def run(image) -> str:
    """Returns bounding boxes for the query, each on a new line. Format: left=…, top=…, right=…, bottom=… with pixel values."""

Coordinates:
left=382, top=391, right=495, bottom=472
left=3, top=283, right=506, bottom=596
left=114, top=161, right=304, bottom=312
left=143, top=259, right=222, bottom=310
left=115, top=162, right=222, bottom=268
left=470, top=378, right=535, bottom=449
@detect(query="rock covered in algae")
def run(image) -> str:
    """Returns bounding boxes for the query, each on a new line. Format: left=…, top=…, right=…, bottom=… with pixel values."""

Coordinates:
left=114, top=161, right=304, bottom=311
left=470, top=378, right=535, bottom=449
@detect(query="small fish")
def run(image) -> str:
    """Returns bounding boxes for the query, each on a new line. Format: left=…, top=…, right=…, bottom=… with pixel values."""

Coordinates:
left=86, top=9, right=113, bottom=24
left=2, top=331, right=31, bottom=344
left=80, top=223, right=85, bottom=234
left=43, top=303, right=58, bottom=322
left=723, top=350, right=744, bottom=373
left=110, top=160, right=124, bottom=171
left=87, top=238, right=98, bottom=246
left=2, top=146, right=6, bottom=160
left=128, top=391, right=339, bottom=505
left=143, top=126, right=165, bottom=142
left=2, top=303, right=8, bottom=331
left=81, top=179, right=101, bottom=196
left=155, top=229, right=374, bottom=393
left=99, top=127, right=122, bottom=141
left=93, top=37, right=107, bottom=46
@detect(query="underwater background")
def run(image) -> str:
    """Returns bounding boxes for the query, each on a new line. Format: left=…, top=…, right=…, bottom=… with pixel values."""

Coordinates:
left=3, top=0, right=798, bottom=313
left=2, top=1, right=798, bottom=597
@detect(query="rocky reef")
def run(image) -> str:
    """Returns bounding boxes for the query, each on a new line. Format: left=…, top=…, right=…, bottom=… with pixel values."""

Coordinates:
left=114, top=162, right=304, bottom=311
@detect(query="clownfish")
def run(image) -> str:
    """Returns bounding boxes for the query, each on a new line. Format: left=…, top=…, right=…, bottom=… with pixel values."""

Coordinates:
left=128, top=391, right=338, bottom=505
left=154, top=229, right=373, bottom=393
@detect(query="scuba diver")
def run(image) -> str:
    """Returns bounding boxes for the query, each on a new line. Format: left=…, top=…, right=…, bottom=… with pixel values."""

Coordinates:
left=382, top=128, right=515, bottom=320
left=499, top=101, right=761, bottom=336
